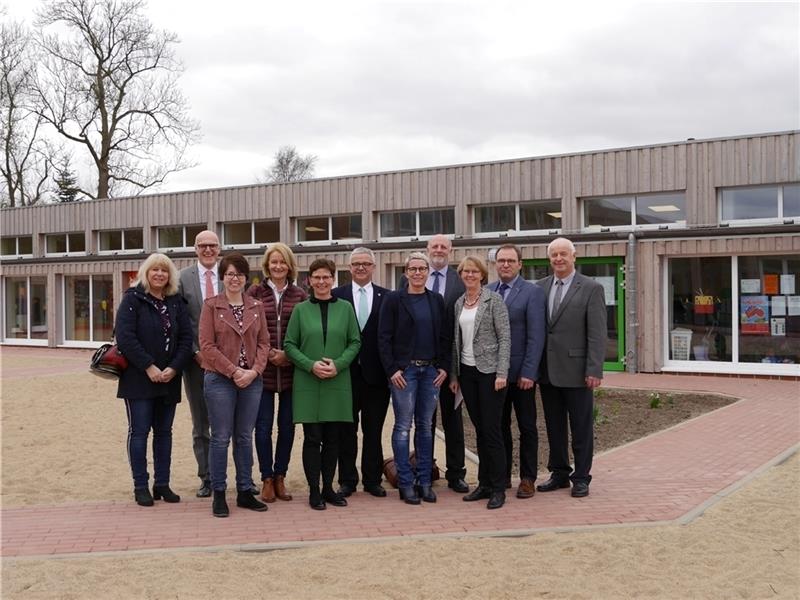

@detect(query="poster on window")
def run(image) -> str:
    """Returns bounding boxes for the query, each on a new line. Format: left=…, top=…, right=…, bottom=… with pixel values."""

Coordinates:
left=763, top=274, right=779, bottom=295
left=694, top=294, right=714, bottom=314
left=740, top=295, right=769, bottom=335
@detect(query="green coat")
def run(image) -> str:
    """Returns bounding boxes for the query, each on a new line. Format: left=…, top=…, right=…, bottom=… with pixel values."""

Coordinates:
left=284, top=297, right=361, bottom=423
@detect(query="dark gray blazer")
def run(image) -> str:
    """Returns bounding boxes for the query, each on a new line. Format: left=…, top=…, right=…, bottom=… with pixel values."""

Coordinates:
left=451, top=287, right=511, bottom=380
left=537, top=272, right=607, bottom=388
left=178, top=263, right=219, bottom=353
left=488, top=278, right=546, bottom=382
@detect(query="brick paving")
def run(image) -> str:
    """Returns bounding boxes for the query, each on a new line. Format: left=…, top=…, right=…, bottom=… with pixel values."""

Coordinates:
left=1, top=349, right=799, bottom=559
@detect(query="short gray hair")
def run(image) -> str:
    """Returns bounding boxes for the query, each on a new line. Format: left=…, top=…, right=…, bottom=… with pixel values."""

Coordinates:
left=350, top=247, right=375, bottom=262
left=404, top=251, right=430, bottom=268
left=547, top=237, right=576, bottom=256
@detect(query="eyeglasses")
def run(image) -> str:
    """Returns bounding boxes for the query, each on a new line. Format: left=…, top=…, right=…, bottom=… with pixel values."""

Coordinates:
left=310, top=275, right=333, bottom=282
left=197, top=244, right=219, bottom=250
left=461, top=269, right=482, bottom=276
left=351, top=262, right=374, bottom=269
left=224, top=272, right=246, bottom=279
left=406, top=266, right=429, bottom=273
left=496, top=259, right=518, bottom=265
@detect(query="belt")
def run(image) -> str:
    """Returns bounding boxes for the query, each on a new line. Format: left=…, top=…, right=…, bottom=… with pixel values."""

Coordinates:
left=410, top=359, right=432, bottom=367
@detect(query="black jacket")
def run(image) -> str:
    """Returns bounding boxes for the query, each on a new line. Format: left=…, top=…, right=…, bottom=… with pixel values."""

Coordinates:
left=115, top=285, right=193, bottom=401
left=378, top=288, right=452, bottom=376
left=332, top=283, right=389, bottom=386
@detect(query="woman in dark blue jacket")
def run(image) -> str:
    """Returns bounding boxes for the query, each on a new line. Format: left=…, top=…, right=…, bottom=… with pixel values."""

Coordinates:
left=116, top=253, right=192, bottom=507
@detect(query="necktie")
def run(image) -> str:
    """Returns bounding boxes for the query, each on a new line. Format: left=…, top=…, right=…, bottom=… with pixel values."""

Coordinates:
left=552, top=279, right=564, bottom=318
left=432, top=271, right=442, bottom=295
left=498, top=283, right=510, bottom=302
left=357, top=287, right=368, bottom=330
left=204, top=270, right=215, bottom=300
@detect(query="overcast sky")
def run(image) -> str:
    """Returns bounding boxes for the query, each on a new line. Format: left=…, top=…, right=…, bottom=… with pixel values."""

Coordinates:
left=4, top=0, right=799, bottom=193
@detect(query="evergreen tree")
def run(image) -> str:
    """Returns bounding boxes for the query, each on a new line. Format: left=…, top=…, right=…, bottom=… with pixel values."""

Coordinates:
left=53, top=161, right=80, bottom=202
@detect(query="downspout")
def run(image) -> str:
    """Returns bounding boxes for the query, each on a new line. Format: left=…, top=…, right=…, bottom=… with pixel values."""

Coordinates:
left=625, top=232, right=638, bottom=373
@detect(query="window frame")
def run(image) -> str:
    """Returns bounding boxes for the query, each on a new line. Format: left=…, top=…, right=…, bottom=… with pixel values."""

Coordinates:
left=719, top=184, right=799, bottom=227
left=378, top=208, right=455, bottom=241
left=156, top=225, right=206, bottom=251
left=582, top=192, right=687, bottom=232
left=61, top=274, right=114, bottom=347
left=472, top=201, right=563, bottom=238
left=97, top=228, right=144, bottom=254
left=221, top=220, right=280, bottom=248
left=44, top=232, right=86, bottom=257
left=0, top=235, right=34, bottom=258
left=295, top=214, right=363, bottom=245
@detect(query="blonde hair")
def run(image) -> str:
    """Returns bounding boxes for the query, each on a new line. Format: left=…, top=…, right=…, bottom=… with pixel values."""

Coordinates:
left=135, top=253, right=180, bottom=296
left=457, top=255, right=488, bottom=284
left=261, top=242, right=298, bottom=282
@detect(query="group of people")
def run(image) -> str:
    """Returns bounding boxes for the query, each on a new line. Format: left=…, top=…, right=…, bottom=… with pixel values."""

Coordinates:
left=114, top=231, right=607, bottom=516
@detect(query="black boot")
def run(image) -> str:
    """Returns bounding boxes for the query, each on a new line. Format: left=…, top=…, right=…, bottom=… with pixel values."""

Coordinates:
left=237, top=491, right=268, bottom=512
left=134, top=487, right=154, bottom=507
left=212, top=490, right=229, bottom=517
left=399, top=487, right=421, bottom=505
left=309, top=486, right=326, bottom=510
left=418, top=485, right=437, bottom=503
left=153, top=485, right=181, bottom=503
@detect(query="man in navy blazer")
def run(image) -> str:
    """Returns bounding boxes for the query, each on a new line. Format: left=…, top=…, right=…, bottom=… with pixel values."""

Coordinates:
left=536, top=237, right=607, bottom=498
left=488, top=244, right=546, bottom=499
left=333, top=248, right=391, bottom=497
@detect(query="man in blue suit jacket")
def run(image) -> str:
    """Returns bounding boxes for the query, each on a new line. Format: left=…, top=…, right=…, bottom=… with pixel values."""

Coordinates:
left=488, top=244, right=546, bottom=499
left=333, top=248, right=391, bottom=497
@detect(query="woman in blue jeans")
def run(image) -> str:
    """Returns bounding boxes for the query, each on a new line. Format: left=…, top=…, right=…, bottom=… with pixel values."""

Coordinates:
left=199, top=252, right=270, bottom=517
left=115, top=253, right=192, bottom=507
left=378, top=252, right=452, bottom=505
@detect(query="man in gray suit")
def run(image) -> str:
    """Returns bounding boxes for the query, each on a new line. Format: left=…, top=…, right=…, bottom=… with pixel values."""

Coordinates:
left=488, top=243, right=546, bottom=499
left=178, top=230, right=220, bottom=498
left=536, top=237, right=607, bottom=498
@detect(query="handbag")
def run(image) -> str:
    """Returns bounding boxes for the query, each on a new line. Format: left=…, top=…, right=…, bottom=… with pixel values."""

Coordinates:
left=382, top=452, right=441, bottom=489
left=89, top=343, right=128, bottom=379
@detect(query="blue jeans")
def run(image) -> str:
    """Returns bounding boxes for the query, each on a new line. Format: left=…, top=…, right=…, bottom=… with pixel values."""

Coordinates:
left=204, top=372, right=262, bottom=492
left=254, top=389, right=295, bottom=480
left=390, top=365, right=438, bottom=489
left=124, top=397, right=177, bottom=489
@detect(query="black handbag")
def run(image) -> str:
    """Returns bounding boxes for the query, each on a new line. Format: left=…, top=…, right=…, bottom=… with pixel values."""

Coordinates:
left=89, top=343, right=128, bottom=379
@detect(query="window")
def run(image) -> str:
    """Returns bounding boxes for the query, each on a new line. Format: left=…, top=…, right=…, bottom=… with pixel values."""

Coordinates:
left=475, top=201, right=562, bottom=234
left=720, top=184, right=800, bottom=224
left=297, top=215, right=362, bottom=243
left=64, top=275, right=114, bottom=342
left=223, top=220, right=279, bottom=246
left=3, top=276, right=47, bottom=341
left=379, top=208, right=455, bottom=239
left=1, top=236, right=33, bottom=257
left=584, top=192, right=686, bottom=230
left=45, top=233, right=86, bottom=255
left=98, top=229, right=143, bottom=252
left=157, top=225, right=205, bottom=249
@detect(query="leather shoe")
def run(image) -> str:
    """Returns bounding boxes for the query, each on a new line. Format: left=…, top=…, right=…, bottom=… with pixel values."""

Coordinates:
left=309, top=489, right=326, bottom=511
left=417, top=485, right=437, bottom=503
left=260, top=478, right=276, bottom=503
left=516, top=478, right=536, bottom=499
left=536, top=477, right=570, bottom=492
left=323, top=490, right=348, bottom=507
left=487, top=491, right=506, bottom=509
left=571, top=481, right=590, bottom=498
left=212, top=490, right=229, bottom=517
left=462, top=486, right=491, bottom=502
left=447, top=478, right=469, bottom=493
left=399, top=487, right=421, bottom=505
left=364, top=484, right=387, bottom=497
left=274, top=475, right=292, bottom=501
left=196, top=481, right=212, bottom=498
left=337, top=483, right=356, bottom=498
left=237, top=491, right=268, bottom=512
left=505, top=478, right=513, bottom=489
left=152, top=485, right=181, bottom=503
left=134, top=487, right=154, bottom=507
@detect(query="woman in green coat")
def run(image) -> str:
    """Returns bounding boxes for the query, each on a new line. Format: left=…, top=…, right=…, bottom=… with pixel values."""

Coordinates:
left=284, top=258, right=361, bottom=510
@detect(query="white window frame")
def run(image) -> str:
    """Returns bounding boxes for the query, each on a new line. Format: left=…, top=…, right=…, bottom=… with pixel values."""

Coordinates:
left=582, top=193, right=687, bottom=233
left=1, top=275, right=48, bottom=346
left=719, top=185, right=798, bottom=227
left=156, top=225, right=205, bottom=251
left=97, top=228, right=144, bottom=255
left=378, top=208, right=455, bottom=241
left=473, top=201, right=562, bottom=238
left=222, top=220, right=280, bottom=249
left=295, top=215, right=363, bottom=245
left=0, top=236, right=34, bottom=258
left=60, top=274, right=112, bottom=348
left=44, top=232, right=86, bottom=257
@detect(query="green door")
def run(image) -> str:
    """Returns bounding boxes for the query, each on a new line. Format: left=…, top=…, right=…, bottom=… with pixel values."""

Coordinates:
left=522, top=257, right=625, bottom=371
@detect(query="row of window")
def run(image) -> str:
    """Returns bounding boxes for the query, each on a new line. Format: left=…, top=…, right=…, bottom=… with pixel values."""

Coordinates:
left=3, top=184, right=798, bottom=258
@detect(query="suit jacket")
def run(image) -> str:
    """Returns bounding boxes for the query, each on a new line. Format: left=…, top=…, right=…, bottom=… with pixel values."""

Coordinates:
left=488, top=278, right=546, bottom=382
left=399, top=265, right=465, bottom=309
left=451, top=287, right=511, bottom=380
left=537, top=272, right=607, bottom=388
left=179, top=264, right=220, bottom=353
left=332, top=283, right=388, bottom=386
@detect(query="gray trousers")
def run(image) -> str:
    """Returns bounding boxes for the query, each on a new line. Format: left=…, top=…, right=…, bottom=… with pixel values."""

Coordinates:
left=182, top=359, right=211, bottom=481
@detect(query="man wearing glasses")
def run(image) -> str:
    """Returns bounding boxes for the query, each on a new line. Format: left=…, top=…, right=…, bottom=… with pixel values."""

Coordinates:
left=333, top=248, right=391, bottom=497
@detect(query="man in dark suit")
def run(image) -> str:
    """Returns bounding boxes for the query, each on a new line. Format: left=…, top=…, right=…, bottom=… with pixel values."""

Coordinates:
left=488, top=243, right=546, bottom=499
left=333, top=247, right=391, bottom=497
left=178, top=230, right=220, bottom=498
left=536, top=237, right=607, bottom=498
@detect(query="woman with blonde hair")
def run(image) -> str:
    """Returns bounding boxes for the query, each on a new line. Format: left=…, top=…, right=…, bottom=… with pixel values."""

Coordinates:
left=246, top=243, right=308, bottom=503
left=115, top=253, right=193, bottom=507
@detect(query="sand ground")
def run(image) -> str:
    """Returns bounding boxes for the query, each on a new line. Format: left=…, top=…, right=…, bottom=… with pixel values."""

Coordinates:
left=1, top=354, right=799, bottom=599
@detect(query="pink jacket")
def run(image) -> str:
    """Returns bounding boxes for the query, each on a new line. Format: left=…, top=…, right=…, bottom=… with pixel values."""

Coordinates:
left=199, top=293, right=270, bottom=378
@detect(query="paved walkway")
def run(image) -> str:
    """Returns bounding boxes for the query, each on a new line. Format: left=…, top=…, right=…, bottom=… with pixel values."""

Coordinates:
left=1, top=360, right=798, bottom=559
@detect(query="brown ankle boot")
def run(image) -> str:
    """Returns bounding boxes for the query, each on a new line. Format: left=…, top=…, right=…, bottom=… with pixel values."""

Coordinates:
left=260, top=478, right=276, bottom=503
left=274, top=475, right=293, bottom=501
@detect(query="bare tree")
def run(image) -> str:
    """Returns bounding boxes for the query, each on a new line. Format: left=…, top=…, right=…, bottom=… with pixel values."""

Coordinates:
left=0, top=17, right=52, bottom=207
left=263, top=145, right=317, bottom=183
left=33, top=0, right=200, bottom=199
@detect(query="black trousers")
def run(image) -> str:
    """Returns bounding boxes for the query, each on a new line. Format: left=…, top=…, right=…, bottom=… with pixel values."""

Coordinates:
left=338, top=377, right=390, bottom=488
left=459, top=364, right=506, bottom=493
left=302, top=422, right=341, bottom=492
left=429, top=383, right=466, bottom=482
left=502, top=382, right=539, bottom=482
left=539, top=383, right=594, bottom=484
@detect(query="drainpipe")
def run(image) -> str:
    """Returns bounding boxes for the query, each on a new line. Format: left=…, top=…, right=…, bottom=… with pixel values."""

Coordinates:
left=625, top=232, right=638, bottom=373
